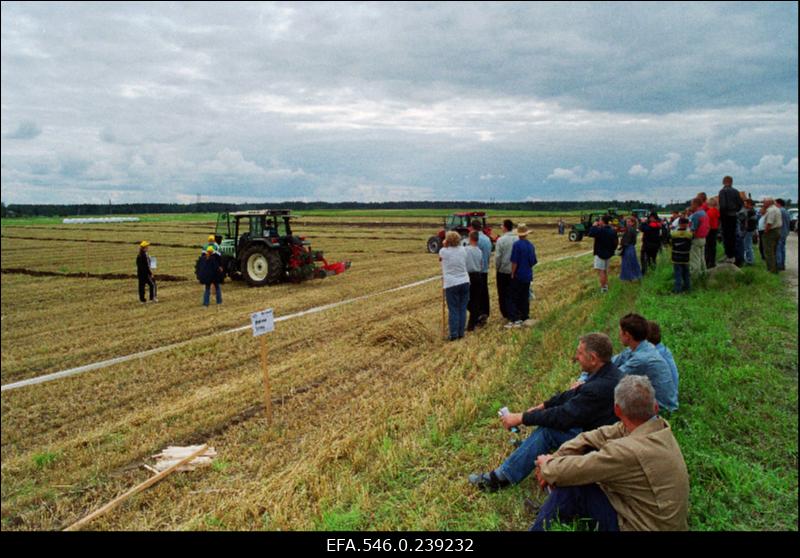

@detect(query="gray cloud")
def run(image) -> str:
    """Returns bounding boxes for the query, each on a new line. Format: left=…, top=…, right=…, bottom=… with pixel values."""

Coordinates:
left=6, top=120, right=42, bottom=140
left=1, top=2, right=797, bottom=204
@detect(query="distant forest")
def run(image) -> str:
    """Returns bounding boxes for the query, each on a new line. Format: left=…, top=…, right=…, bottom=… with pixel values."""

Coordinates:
left=0, top=199, right=700, bottom=218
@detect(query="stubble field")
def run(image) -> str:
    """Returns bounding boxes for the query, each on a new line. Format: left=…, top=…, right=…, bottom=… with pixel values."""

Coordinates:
left=1, top=213, right=597, bottom=530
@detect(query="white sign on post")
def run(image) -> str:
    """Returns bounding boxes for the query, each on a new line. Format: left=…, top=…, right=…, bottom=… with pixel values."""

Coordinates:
left=251, top=308, right=275, bottom=337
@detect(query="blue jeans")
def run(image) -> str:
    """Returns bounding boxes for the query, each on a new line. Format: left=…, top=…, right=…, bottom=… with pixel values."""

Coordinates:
left=203, top=283, right=222, bottom=305
left=445, top=282, right=469, bottom=339
left=530, top=484, right=619, bottom=531
left=673, top=263, right=690, bottom=293
left=743, top=231, right=754, bottom=265
left=496, top=426, right=581, bottom=484
left=776, top=235, right=787, bottom=269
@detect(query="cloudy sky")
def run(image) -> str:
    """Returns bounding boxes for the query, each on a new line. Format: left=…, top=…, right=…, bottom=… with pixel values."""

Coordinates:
left=1, top=1, right=797, bottom=204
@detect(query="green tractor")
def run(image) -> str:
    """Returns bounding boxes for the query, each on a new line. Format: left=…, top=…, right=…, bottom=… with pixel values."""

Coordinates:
left=213, top=209, right=350, bottom=286
left=568, top=209, right=625, bottom=241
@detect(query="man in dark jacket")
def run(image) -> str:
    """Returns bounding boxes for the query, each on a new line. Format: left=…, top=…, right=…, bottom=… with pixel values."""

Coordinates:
left=136, top=240, right=157, bottom=303
left=718, top=175, right=743, bottom=263
left=638, top=212, right=663, bottom=274
left=587, top=215, right=618, bottom=293
left=468, top=333, right=622, bottom=491
left=196, top=246, right=224, bottom=306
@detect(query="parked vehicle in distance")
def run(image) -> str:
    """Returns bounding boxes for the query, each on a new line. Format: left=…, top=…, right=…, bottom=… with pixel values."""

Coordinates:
left=426, top=212, right=497, bottom=253
left=568, top=209, right=625, bottom=241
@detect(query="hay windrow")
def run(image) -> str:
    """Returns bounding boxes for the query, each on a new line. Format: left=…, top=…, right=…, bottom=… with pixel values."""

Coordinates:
left=362, top=316, right=438, bottom=350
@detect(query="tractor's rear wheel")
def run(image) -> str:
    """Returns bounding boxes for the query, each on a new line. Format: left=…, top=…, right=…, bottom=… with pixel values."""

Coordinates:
left=242, top=247, right=283, bottom=286
left=427, top=236, right=442, bottom=253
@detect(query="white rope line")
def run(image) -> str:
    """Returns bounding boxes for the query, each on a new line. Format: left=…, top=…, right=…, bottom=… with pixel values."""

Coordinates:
left=1, top=250, right=592, bottom=392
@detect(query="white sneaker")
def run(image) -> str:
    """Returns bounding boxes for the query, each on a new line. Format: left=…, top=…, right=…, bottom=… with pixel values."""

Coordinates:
left=504, top=321, right=520, bottom=329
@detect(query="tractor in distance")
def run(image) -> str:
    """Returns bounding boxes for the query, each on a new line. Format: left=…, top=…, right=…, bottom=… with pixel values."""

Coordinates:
left=212, top=209, right=350, bottom=286
left=631, top=208, right=653, bottom=223
left=426, top=211, right=497, bottom=253
left=568, top=208, right=626, bottom=242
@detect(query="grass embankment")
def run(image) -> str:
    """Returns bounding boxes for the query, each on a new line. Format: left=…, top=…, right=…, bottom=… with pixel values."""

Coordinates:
left=502, top=261, right=796, bottom=530
left=350, top=256, right=797, bottom=531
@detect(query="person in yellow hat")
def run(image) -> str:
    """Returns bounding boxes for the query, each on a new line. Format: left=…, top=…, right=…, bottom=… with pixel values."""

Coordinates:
left=136, top=240, right=158, bottom=303
left=203, top=234, right=220, bottom=253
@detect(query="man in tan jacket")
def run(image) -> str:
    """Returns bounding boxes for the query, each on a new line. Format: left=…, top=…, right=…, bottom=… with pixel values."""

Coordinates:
left=530, top=375, right=689, bottom=531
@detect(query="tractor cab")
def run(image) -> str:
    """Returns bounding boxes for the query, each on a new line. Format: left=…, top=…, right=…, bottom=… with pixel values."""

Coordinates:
left=215, top=210, right=294, bottom=259
left=444, top=214, right=476, bottom=231
left=631, top=208, right=652, bottom=223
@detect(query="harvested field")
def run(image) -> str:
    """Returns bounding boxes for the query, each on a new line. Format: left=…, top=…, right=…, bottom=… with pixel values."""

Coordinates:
left=1, top=214, right=595, bottom=530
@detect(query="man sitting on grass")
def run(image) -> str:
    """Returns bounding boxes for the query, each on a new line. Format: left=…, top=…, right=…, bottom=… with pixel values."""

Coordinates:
left=647, top=320, right=679, bottom=404
left=531, top=375, right=689, bottom=531
left=468, top=333, right=621, bottom=492
left=613, top=313, right=678, bottom=413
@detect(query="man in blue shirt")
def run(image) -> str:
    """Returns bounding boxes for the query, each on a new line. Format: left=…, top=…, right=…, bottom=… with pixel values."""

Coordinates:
left=471, top=219, right=493, bottom=326
left=507, top=223, right=537, bottom=328
left=613, top=314, right=677, bottom=412
left=646, top=321, right=679, bottom=405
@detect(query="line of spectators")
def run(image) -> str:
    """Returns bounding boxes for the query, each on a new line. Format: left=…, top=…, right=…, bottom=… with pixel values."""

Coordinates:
left=439, top=219, right=538, bottom=339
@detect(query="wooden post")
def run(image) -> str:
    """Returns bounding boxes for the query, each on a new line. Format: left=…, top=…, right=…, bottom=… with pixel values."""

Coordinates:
left=85, top=236, right=89, bottom=279
left=63, top=444, right=208, bottom=531
left=260, top=335, right=272, bottom=424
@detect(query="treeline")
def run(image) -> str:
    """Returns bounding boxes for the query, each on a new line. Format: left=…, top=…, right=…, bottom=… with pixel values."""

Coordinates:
left=0, top=199, right=693, bottom=218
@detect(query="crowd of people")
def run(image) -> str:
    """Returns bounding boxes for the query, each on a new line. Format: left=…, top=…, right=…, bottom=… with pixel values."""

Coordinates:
left=438, top=175, right=792, bottom=531
left=583, top=175, right=793, bottom=295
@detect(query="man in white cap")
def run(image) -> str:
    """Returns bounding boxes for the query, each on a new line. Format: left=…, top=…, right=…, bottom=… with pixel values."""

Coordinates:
left=506, top=223, right=537, bottom=328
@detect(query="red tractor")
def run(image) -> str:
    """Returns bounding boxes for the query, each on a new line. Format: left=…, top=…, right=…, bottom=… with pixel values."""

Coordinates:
left=426, top=211, right=498, bottom=253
